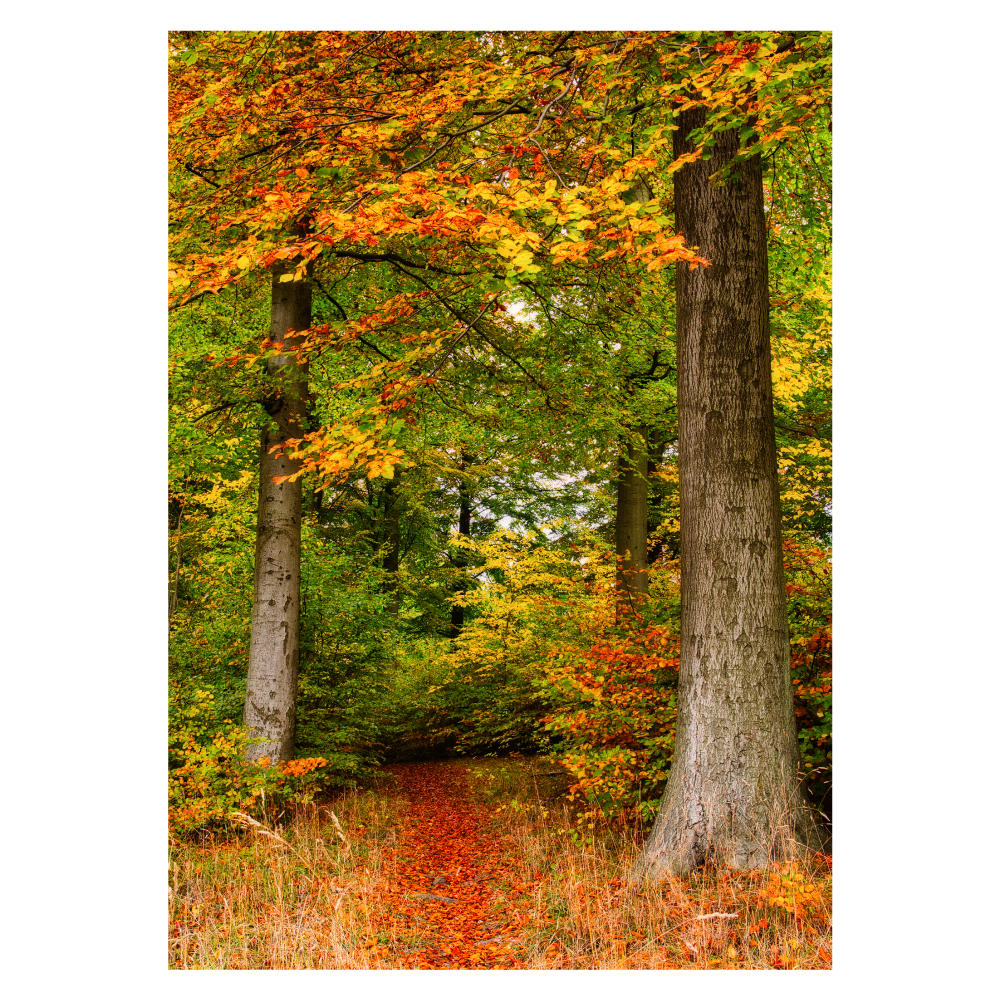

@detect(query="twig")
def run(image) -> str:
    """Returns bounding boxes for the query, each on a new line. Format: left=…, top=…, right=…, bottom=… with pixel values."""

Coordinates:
left=245, top=138, right=306, bottom=179
left=184, top=162, right=220, bottom=188
left=425, top=297, right=497, bottom=380
left=529, top=66, right=578, bottom=136
left=329, top=248, right=471, bottom=277
left=329, top=30, right=386, bottom=76
left=313, top=276, right=398, bottom=362
left=547, top=32, right=576, bottom=59
left=193, top=400, right=239, bottom=422
left=527, top=138, right=568, bottom=187
left=169, top=289, right=214, bottom=312
left=401, top=98, right=533, bottom=175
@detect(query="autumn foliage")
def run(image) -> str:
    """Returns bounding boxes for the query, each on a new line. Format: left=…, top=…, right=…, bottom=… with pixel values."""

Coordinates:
left=168, top=515, right=832, bottom=836
left=169, top=27, right=833, bottom=969
left=541, top=625, right=679, bottom=827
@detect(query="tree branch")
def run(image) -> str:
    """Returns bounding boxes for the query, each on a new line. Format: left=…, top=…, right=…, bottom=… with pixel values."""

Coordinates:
left=775, top=420, right=827, bottom=439
left=547, top=32, right=576, bottom=58
left=169, top=289, right=211, bottom=312
left=393, top=264, right=564, bottom=414
left=401, top=98, right=533, bottom=174
left=184, top=162, right=220, bottom=187
left=193, top=400, right=240, bottom=422
left=313, top=276, right=398, bottom=363
left=329, top=249, right=472, bottom=277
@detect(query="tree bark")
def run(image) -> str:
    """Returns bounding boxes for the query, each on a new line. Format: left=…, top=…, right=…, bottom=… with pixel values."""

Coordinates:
left=450, top=453, right=472, bottom=639
left=615, top=429, right=649, bottom=621
left=243, top=265, right=312, bottom=765
left=645, top=426, right=677, bottom=565
left=382, top=477, right=402, bottom=618
left=615, top=172, right=652, bottom=621
left=635, top=108, right=824, bottom=877
left=170, top=502, right=183, bottom=620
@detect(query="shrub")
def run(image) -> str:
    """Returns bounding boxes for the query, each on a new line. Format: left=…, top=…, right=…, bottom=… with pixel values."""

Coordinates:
left=539, top=624, right=679, bottom=827
left=168, top=682, right=327, bottom=838
left=783, top=539, right=833, bottom=815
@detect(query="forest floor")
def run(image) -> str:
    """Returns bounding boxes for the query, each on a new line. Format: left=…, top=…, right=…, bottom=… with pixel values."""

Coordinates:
left=168, top=757, right=832, bottom=970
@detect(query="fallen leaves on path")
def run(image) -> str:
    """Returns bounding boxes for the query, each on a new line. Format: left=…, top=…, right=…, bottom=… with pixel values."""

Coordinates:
left=374, top=761, right=531, bottom=969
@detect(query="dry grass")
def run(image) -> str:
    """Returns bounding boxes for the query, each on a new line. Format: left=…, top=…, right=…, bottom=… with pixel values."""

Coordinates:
left=168, top=781, right=413, bottom=969
left=485, top=807, right=832, bottom=969
left=168, top=758, right=832, bottom=969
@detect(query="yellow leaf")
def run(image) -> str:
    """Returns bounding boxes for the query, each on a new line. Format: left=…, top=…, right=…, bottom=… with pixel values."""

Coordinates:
left=237, top=255, right=250, bottom=269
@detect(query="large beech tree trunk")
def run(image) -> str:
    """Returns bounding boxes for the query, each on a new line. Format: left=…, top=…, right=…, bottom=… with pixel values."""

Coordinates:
left=243, top=266, right=312, bottom=764
left=615, top=429, right=649, bottom=620
left=635, top=109, right=824, bottom=877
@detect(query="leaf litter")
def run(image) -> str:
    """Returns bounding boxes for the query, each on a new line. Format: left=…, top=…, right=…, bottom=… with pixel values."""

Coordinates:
left=376, top=761, right=524, bottom=969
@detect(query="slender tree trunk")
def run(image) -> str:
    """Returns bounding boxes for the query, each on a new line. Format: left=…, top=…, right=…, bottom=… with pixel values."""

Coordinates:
left=645, top=427, right=676, bottom=565
left=615, top=174, right=653, bottom=622
left=450, top=453, right=472, bottom=639
left=615, top=428, right=649, bottom=621
left=382, top=478, right=402, bottom=618
left=635, top=108, right=824, bottom=877
left=243, top=264, right=312, bottom=764
left=170, top=502, right=183, bottom=620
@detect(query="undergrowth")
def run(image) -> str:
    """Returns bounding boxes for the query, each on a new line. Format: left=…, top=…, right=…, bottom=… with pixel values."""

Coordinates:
left=168, top=757, right=831, bottom=970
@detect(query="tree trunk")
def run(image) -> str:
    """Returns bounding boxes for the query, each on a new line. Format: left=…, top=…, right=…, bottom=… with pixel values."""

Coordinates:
left=382, top=478, right=402, bottom=618
left=243, top=265, right=312, bottom=765
left=635, top=108, right=824, bottom=877
left=450, top=453, right=472, bottom=639
left=645, top=426, right=677, bottom=565
left=615, top=429, right=649, bottom=621
left=170, top=501, right=183, bottom=620
left=616, top=174, right=653, bottom=622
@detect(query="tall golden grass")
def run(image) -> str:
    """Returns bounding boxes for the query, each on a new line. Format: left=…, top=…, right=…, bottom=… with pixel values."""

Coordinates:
left=168, top=760, right=831, bottom=969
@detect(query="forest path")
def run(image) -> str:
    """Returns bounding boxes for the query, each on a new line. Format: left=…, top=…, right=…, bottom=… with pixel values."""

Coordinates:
left=378, top=761, right=525, bottom=969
